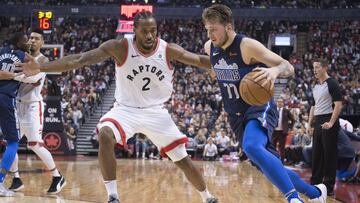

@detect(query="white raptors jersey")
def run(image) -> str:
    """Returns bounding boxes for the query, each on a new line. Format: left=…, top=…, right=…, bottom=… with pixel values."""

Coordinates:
left=17, top=53, right=46, bottom=102
left=115, top=36, right=174, bottom=107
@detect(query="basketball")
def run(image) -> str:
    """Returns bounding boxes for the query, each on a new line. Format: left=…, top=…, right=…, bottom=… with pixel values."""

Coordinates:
left=239, top=71, right=274, bottom=106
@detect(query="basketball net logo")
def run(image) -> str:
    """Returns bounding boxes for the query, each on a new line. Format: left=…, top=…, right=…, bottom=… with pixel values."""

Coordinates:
left=44, top=132, right=62, bottom=151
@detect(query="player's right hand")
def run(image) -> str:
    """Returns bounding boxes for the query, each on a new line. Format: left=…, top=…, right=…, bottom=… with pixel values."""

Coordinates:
left=15, top=52, right=41, bottom=77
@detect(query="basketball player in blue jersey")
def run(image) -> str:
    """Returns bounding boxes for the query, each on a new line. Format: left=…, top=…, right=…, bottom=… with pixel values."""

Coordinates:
left=0, top=32, right=29, bottom=196
left=202, top=4, right=327, bottom=203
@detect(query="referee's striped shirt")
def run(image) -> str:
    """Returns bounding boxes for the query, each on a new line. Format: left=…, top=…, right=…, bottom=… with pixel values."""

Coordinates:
left=311, top=77, right=342, bottom=115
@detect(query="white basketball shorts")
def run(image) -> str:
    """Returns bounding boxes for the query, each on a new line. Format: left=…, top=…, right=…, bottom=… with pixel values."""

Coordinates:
left=97, top=103, right=188, bottom=162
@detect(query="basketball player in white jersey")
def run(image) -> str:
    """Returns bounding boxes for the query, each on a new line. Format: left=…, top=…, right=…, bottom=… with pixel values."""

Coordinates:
left=19, top=12, right=218, bottom=203
left=9, top=29, right=66, bottom=194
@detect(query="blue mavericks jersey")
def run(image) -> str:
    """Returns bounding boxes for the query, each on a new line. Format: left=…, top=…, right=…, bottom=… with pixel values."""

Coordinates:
left=210, top=34, right=276, bottom=115
left=0, top=46, right=25, bottom=98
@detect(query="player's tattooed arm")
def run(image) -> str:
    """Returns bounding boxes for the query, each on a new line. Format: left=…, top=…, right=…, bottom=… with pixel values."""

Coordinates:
left=18, top=39, right=125, bottom=76
left=273, top=60, right=295, bottom=78
left=167, top=43, right=211, bottom=70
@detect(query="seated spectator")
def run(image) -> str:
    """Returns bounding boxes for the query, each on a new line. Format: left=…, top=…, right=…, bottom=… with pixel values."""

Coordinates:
left=209, top=130, right=219, bottom=144
left=66, top=127, right=77, bottom=153
left=216, top=129, right=231, bottom=157
left=135, top=133, right=147, bottom=159
left=145, top=139, right=161, bottom=159
left=284, top=128, right=311, bottom=166
left=91, top=127, right=99, bottom=149
left=203, top=138, right=217, bottom=161
left=194, top=130, right=207, bottom=157
left=229, top=136, right=239, bottom=153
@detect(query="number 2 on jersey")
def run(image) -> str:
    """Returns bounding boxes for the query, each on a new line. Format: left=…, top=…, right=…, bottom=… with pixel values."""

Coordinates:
left=223, top=83, right=240, bottom=99
left=142, top=77, right=151, bottom=91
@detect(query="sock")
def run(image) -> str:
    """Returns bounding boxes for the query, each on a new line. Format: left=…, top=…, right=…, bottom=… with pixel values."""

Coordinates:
left=0, top=141, right=19, bottom=183
left=104, top=180, right=119, bottom=199
left=286, top=169, right=321, bottom=199
left=29, top=143, right=59, bottom=176
left=285, top=189, right=303, bottom=202
left=198, top=188, right=212, bottom=202
left=13, top=171, right=20, bottom=178
left=9, top=153, right=20, bottom=178
left=242, top=120, right=296, bottom=195
left=51, top=168, right=61, bottom=177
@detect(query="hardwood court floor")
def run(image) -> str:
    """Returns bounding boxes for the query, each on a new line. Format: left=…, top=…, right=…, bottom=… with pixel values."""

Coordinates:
left=0, top=156, right=343, bottom=203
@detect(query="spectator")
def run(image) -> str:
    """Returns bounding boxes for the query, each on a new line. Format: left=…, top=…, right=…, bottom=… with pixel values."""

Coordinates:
left=135, top=133, right=147, bottom=159
left=216, top=129, right=230, bottom=157
left=203, top=138, right=217, bottom=161
left=272, top=97, right=295, bottom=162
left=284, top=128, right=311, bottom=166
left=66, top=127, right=77, bottom=153
left=194, top=130, right=207, bottom=157
left=229, top=136, right=239, bottom=153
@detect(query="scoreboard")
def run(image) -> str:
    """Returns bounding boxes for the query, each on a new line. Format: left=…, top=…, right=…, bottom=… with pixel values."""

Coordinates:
left=116, top=5, right=154, bottom=33
left=31, top=10, right=54, bottom=34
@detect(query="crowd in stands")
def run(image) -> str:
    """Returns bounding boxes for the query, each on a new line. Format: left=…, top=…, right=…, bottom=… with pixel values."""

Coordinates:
left=3, top=0, right=360, bottom=8
left=1, top=15, right=359, bottom=181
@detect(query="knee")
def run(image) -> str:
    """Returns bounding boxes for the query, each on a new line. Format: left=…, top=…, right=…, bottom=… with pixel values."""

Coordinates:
left=5, top=141, right=19, bottom=151
left=174, top=156, right=191, bottom=170
left=98, top=127, right=116, bottom=146
left=27, top=142, right=41, bottom=151
left=243, top=140, right=261, bottom=157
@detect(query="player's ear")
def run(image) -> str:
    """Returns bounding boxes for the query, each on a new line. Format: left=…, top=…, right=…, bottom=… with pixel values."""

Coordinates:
left=225, top=24, right=231, bottom=31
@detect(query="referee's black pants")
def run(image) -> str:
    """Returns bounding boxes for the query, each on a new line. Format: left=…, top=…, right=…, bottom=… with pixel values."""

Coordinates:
left=310, top=114, right=339, bottom=192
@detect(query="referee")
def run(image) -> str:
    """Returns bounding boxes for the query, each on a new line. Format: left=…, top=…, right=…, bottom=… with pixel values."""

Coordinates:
left=308, top=58, right=343, bottom=195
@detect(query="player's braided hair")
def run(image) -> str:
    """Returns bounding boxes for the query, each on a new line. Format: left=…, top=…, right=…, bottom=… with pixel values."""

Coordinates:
left=134, top=11, right=154, bottom=28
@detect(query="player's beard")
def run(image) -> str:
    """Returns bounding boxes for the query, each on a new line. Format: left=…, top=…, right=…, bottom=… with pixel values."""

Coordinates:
left=213, top=31, right=229, bottom=48
left=219, top=31, right=229, bottom=48
left=142, top=39, right=155, bottom=51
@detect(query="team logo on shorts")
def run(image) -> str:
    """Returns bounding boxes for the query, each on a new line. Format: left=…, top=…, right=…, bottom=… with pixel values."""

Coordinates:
left=43, top=132, right=62, bottom=151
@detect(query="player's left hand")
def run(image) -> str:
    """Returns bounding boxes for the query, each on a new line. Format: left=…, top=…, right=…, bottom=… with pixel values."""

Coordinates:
left=321, top=122, right=333, bottom=129
left=15, top=52, right=41, bottom=77
left=252, top=67, right=278, bottom=88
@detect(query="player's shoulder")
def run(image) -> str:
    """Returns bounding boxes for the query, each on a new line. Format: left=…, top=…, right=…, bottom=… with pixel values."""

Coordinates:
left=99, top=38, right=129, bottom=59
left=240, top=37, right=260, bottom=48
left=100, top=38, right=127, bottom=51
left=37, top=53, right=49, bottom=64
left=204, top=40, right=211, bottom=55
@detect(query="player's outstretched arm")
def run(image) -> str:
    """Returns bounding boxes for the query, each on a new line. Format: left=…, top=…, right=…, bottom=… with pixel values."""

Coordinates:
left=18, top=39, right=123, bottom=76
left=167, top=43, right=211, bottom=70
left=241, top=38, right=294, bottom=82
left=0, top=70, right=15, bottom=80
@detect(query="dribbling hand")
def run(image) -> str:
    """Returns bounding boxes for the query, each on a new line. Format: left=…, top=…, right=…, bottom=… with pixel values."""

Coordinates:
left=252, top=67, right=278, bottom=90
